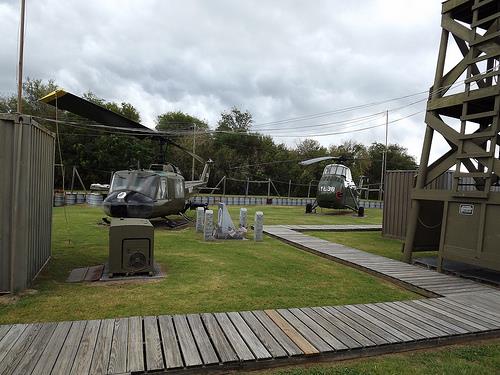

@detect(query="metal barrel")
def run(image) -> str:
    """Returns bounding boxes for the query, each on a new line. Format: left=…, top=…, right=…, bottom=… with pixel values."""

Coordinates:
left=53, top=192, right=65, bottom=207
left=65, top=193, right=76, bottom=205
left=76, top=194, right=85, bottom=204
left=87, top=193, right=104, bottom=206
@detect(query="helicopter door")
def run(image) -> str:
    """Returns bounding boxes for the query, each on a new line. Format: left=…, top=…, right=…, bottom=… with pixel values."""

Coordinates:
left=157, top=178, right=168, bottom=200
left=174, top=179, right=185, bottom=198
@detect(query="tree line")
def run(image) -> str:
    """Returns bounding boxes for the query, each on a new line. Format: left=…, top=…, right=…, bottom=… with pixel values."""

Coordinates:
left=1, top=79, right=418, bottom=197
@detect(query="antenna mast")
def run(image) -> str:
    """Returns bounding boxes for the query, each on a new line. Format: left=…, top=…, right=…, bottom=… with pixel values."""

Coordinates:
left=17, top=0, right=26, bottom=113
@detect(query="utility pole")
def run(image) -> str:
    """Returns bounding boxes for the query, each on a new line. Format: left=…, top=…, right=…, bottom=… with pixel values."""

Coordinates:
left=17, top=0, right=26, bottom=113
left=191, top=123, right=196, bottom=180
left=378, top=110, right=389, bottom=200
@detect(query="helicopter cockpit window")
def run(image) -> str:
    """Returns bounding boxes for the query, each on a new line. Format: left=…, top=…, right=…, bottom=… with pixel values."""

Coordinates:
left=110, top=172, right=159, bottom=199
left=324, top=164, right=347, bottom=177
left=157, top=178, right=167, bottom=200
left=345, top=168, right=352, bottom=182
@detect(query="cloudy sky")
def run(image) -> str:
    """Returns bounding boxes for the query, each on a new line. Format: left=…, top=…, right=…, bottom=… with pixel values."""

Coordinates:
left=0, top=0, right=460, bottom=162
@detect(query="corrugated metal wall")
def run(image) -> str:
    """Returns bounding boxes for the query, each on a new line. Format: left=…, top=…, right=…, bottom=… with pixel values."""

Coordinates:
left=382, top=170, right=500, bottom=240
left=0, top=114, right=55, bottom=292
left=382, top=170, right=453, bottom=240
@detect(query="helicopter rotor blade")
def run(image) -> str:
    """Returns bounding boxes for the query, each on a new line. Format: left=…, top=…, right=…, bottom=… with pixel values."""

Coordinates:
left=166, top=138, right=205, bottom=164
left=299, top=156, right=340, bottom=166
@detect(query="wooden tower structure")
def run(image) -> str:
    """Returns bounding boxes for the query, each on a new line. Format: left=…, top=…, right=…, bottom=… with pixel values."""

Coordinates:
left=403, top=0, right=500, bottom=271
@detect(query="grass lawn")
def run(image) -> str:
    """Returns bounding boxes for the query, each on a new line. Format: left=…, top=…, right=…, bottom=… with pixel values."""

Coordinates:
left=252, top=339, right=500, bottom=375
left=305, top=231, right=436, bottom=261
left=0, top=205, right=414, bottom=324
left=225, top=205, right=383, bottom=225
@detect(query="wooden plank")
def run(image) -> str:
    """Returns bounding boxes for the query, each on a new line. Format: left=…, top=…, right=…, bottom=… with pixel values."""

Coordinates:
left=313, top=307, right=375, bottom=347
left=187, top=314, right=219, bottom=365
left=70, top=320, right=100, bottom=375
left=264, top=310, right=318, bottom=355
left=227, top=312, right=272, bottom=359
left=301, top=307, right=361, bottom=349
left=413, top=300, right=490, bottom=331
left=460, top=295, right=500, bottom=312
left=252, top=310, right=302, bottom=356
left=356, top=304, right=423, bottom=341
left=441, top=298, right=500, bottom=324
left=324, top=307, right=389, bottom=346
left=88, top=319, right=114, bottom=375
left=240, top=311, right=288, bottom=358
left=201, top=313, right=239, bottom=363
left=336, top=306, right=401, bottom=344
left=366, top=304, right=432, bottom=339
left=0, top=324, right=28, bottom=364
left=11, top=323, right=56, bottom=375
left=107, top=318, right=128, bottom=375
left=51, top=321, right=86, bottom=375
left=386, top=302, right=449, bottom=336
left=144, top=316, right=164, bottom=371
left=214, top=312, right=254, bottom=361
left=0, top=323, right=42, bottom=375
left=397, top=302, right=467, bottom=334
left=346, top=305, right=412, bottom=342
left=173, top=314, right=203, bottom=367
left=277, top=309, right=332, bottom=352
left=431, top=299, right=500, bottom=328
left=289, top=308, right=348, bottom=350
left=158, top=315, right=184, bottom=369
left=0, top=325, right=12, bottom=341
left=32, top=321, right=72, bottom=375
left=127, top=316, right=144, bottom=373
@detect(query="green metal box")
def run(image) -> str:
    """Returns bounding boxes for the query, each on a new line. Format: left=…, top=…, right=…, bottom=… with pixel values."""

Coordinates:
left=108, top=218, right=154, bottom=276
left=440, top=201, right=500, bottom=271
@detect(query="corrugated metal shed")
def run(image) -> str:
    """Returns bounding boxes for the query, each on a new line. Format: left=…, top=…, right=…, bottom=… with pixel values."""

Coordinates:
left=0, top=114, right=55, bottom=292
left=382, top=170, right=453, bottom=241
left=383, top=170, right=500, bottom=241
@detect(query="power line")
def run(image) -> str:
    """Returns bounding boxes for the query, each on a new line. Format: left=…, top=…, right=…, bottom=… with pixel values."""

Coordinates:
left=32, top=63, right=498, bottom=140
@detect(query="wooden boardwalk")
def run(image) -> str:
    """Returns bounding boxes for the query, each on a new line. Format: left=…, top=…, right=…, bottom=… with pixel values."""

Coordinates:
left=264, top=225, right=496, bottom=297
left=1, top=224, right=499, bottom=374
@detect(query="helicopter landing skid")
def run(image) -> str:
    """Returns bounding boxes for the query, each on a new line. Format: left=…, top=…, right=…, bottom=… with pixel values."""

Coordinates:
left=178, top=212, right=194, bottom=222
left=305, top=201, right=318, bottom=214
left=160, top=217, right=189, bottom=228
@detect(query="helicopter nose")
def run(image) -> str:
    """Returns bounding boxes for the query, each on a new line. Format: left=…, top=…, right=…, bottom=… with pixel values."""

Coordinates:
left=103, top=191, right=154, bottom=218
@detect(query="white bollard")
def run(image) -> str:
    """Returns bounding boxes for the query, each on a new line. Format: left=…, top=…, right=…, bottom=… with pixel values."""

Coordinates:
left=254, top=211, right=264, bottom=242
left=204, top=210, right=214, bottom=241
left=196, top=207, right=205, bottom=233
left=239, top=208, right=248, bottom=228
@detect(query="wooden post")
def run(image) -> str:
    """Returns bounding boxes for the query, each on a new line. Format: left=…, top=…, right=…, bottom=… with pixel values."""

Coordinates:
left=254, top=211, right=264, bottom=242
left=245, top=178, right=249, bottom=196
left=288, top=180, right=291, bottom=198
left=403, top=28, right=449, bottom=263
left=223, top=176, right=226, bottom=196
left=196, top=207, right=205, bottom=233
left=267, top=178, right=271, bottom=198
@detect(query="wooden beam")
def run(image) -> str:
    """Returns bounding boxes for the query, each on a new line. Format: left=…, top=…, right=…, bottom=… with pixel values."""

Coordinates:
left=442, top=14, right=474, bottom=43
left=442, top=0, right=471, bottom=14
left=425, top=149, right=457, bottom=185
